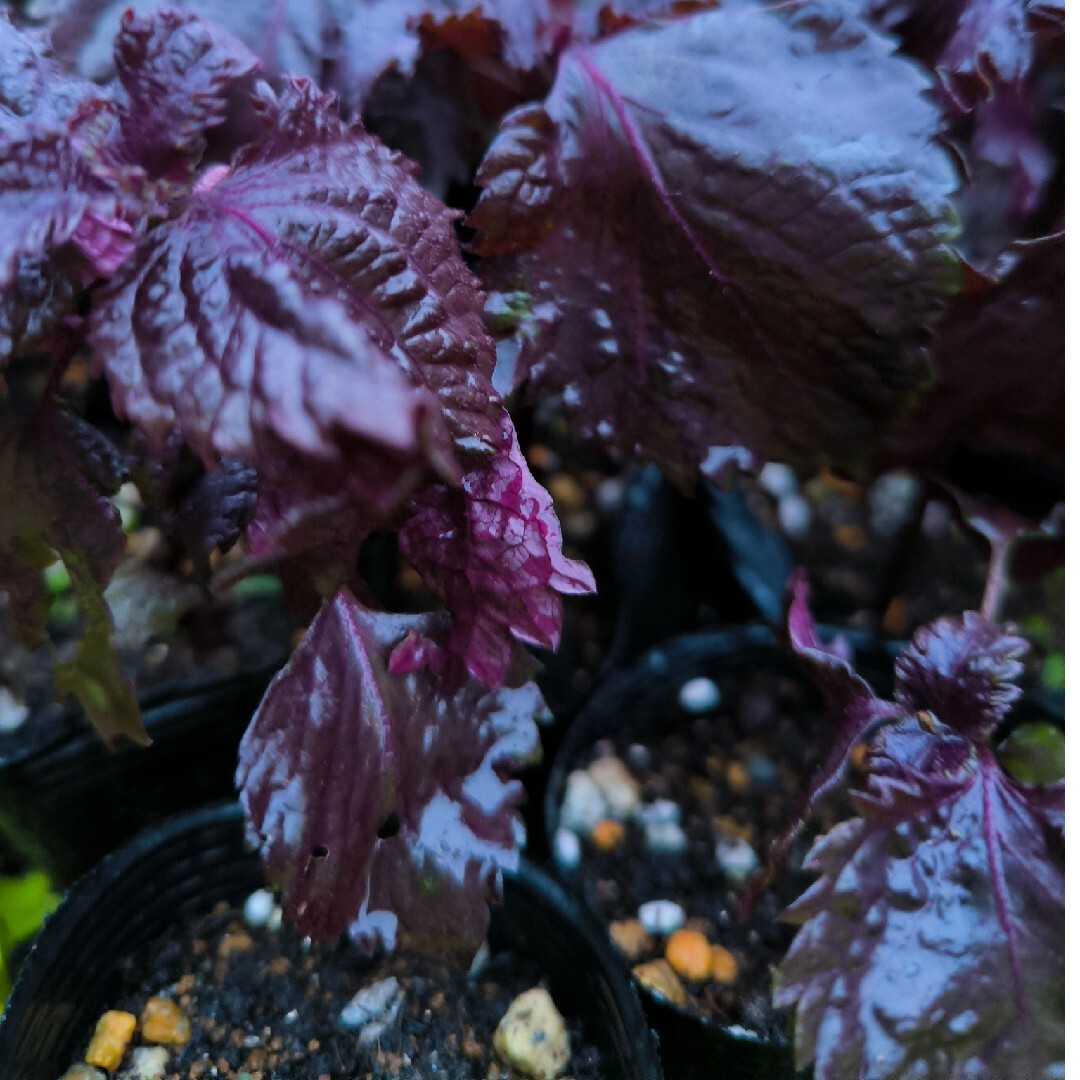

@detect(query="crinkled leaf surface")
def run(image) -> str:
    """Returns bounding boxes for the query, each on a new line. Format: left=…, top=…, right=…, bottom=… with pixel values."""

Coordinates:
left=889, top=233, right=1064, bottom=466
left=92, top=223, right=447, bottom=513
left=776, top=733, right=1064, bottom=1079
left=236, top=590, right=543, bottom=948
left=132, top=432, right=257, bottom=570
left=91, top=81, right=492, bottom=536
left=860, top=0, right=1052, bottom=99
left=773, top=593, right=1063, bottom=1079
left=399, top=417, right=595, bottom=687
left=43, top=0, right=559, bottom=116
left=0, top=405, right=144, bottom=745
left=42, top=0, right=327, bottom=85
left=0, top=130, right=133, bottom=287
left=93, top=81, right=499, bottom=480
left=0, top=11, right=103, bottom=136
left=470, top=1, right=961, bottom=483
left=0, top=255, right=80, bottom=359
left=111, top=7, right=260, bottom=178
left=894, top=611, right=1027, bottom=735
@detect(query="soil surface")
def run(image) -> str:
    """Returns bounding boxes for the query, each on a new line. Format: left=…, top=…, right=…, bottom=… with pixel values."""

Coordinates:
left=561, top=657, right=855, bottom=1042
left=73, top=901, right=604, bottom=1079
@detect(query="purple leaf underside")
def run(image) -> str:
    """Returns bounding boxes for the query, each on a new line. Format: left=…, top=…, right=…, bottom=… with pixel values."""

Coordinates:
left=399, top=417, right=595, bottom=687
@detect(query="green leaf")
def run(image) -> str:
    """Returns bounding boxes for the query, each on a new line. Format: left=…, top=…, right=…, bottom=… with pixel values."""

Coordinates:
left=0, top=405, right=146, bottom=746
left=0, top=871, right=59, bottom=1002
left=54, top=558, right=147, bottom=748
left=997, top=722, right=1065, bottom=784
left=1041, top=652, right=1065, bottom=691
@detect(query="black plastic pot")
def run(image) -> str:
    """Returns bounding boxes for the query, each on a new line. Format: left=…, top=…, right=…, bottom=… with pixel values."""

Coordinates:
left=543, top=624, right=903, bottom=1080
left=0, top=801, right=664, bottom=1080
left=0, top=664, right=281, bottom=885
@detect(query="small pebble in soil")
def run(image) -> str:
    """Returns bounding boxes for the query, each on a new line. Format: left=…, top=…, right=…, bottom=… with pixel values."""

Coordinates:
left=242, top=888, right=275, bottom=928
left=710, top=946, right=739, bottom=986
left=609, top=919, right=652, bottom=961
left=120, top=1045, right=169, bottom=1080
left=85, top=1010, right=137, bottom=1070
left=632, top=959, right=687, bottom=1006
left=715, top=835, right=760, bottom=884
left=553, top=826, right=582, bottom=870
left=339, top=975, right=404, bottom=1044
left=643, top=819, right=689, bottom=855
left=493, top=988, right=571, bottom=1080
left=745, top=754, right=778, bottom=788
left=922, top=498, right=953, bottom=538
left=758, top=462, right=799, bottom=498
left=677, top=676, right=721, bottom=714
left=0, top=684, right=29, bottom=732
left=627, top=743, right=652, bottom=770
left=778, top=493, right=812, bottom=538
left=591, top=818, right=625, bottom=851
left=216, top=929, right=253, bottom=956
left=560, top=770, right=607, bottom=834
left=68, top=902, right=605, bottom=1080
left=664, top=930, right=712, bottom=982
left=586, top=756, right=641, bottom=818
left=637, top=899, right=686, bottom=936
left=61, top=1067, right=105, bottom=1080
left=635, top=798, right=681, bottom=827
left=725, top=761, right=750, bottom=793
left=139, top=996, right=190, bottom=1046
left=868, top=471, right=921, bottom=536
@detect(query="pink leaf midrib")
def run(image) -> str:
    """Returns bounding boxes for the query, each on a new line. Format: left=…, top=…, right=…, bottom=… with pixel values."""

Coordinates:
left=567, top=46, right=778, bottom=369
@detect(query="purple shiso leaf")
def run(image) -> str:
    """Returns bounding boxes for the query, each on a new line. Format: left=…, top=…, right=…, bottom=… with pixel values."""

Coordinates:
left=0, top=130, right=133, bottom=287
left=110, top=7, right=260, bottom=178
left=886, top=233, right=1063, bottom=467
left=89, top=78, right=491, bottom=532
left=0, top=405, right=145, bottom=745
left=894, top=612, right=1028, bottom=738
left=91, top=229, right=450, bottom=505
left=398, top=415, right=596, bottom=687
left=0, top=255, right=80, bottom=359
left=936, top=0, right=1033, bottom=99
left=237, top=590, right=543, bottom=949
left=0, top=15, right=136, bottom=356
left=572, top=0, right=718, bottom=39
left=44, top=0, right=328, bottom=86
left=771, top=590, right=1063, bottom=1077
left=44, top=0, right=560, bottom=120
left=175, top=78, right=501, bottom=461
left=0, top=11, right=104, bottom=137
left=469, top=0, right=961, bottom=485
left=775, top=729, right=1064, bottom=1078
left=969, top=82, right=1056, bottom=219
left=132, top=432, right=257, bottom=567
left=742, top=571, right=903, bottom=912
left=860, top=0, right=1060, bottom=103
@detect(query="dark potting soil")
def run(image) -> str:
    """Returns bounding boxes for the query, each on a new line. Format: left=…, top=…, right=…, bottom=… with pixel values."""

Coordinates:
left=72, top=901, right=604, bottom=1080
left=563, top=659, right=854, bottom=1042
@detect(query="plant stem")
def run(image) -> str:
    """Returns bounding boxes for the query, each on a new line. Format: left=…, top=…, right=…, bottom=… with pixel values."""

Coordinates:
left=980, top=540, right=1013, bottom=623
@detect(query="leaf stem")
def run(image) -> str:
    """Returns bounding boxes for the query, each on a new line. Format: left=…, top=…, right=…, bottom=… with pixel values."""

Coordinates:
left=980, top=539, right=1013, bottom=622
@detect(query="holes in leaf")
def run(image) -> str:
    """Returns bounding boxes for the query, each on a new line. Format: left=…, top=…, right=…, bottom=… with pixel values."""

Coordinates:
left=311, top=845, right=329, bottom=859
left=378, top=812, right=401, bottom=839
